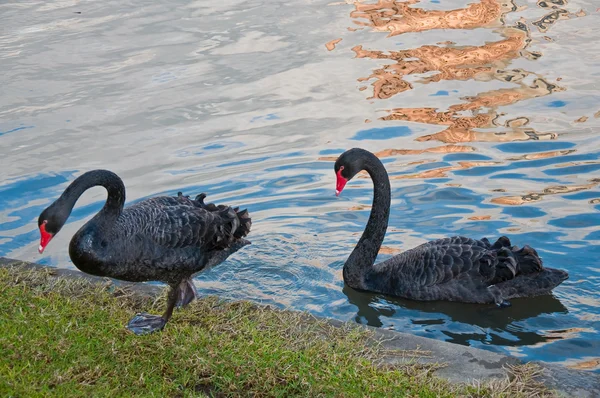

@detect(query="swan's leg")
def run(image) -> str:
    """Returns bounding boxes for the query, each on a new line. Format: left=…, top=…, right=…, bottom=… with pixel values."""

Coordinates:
left=475, top=285, right=512, bottom=308
left=487, top=285, right=511, bottom=308
left=175, top=278, right=197, bottom=308
left=497, top=300, right=512, bottom=308
left=160, top=285, right=179, bottom=322
left=126, top=286, right=178, bottom=335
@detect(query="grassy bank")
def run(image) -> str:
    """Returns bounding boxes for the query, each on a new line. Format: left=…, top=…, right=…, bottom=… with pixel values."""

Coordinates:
left=0, top=265, right=552, bottom=397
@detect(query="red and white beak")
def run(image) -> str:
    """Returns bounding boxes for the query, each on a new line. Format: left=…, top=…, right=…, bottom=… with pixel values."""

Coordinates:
left=39, top=222, right=53, bottom=254
left=336, top=169, right=348, bottom=196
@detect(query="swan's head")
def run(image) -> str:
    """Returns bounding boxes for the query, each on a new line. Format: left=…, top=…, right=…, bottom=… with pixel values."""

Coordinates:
left=37, top=202, right=68, bottom=254
left=334, top=148, right=366, bottom=196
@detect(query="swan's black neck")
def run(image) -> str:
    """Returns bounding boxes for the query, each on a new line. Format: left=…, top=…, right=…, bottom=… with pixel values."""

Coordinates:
left=343, top=151, right=391, bottom=290
left=58, top=170, right=126, bottom=228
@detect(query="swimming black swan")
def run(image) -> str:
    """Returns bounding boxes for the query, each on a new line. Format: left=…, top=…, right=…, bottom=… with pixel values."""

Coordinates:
left=334, top=148, right=568, bottom=306
left=37, top=170, right=251, bottom=334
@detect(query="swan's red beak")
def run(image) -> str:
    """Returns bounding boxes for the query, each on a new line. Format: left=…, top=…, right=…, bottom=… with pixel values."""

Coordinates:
left=38, top=222, right=53, bottom=254
left=336, top=169, right=348, bottom=197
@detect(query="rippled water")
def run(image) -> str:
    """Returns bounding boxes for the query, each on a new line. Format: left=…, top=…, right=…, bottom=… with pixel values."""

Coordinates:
left=1, top=0, right=599, bottom=370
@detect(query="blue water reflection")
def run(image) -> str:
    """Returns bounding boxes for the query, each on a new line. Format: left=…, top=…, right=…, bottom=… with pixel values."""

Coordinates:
left=1, top=0, right=599, bottom=373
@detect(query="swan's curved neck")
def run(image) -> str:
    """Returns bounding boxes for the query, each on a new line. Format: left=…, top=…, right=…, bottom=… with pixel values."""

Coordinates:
left=343, top=152, right=391, bottom=289
left=58, top=170, right=126, bottom=228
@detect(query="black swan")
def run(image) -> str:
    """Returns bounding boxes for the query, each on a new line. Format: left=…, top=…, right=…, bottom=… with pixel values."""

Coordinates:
left=37, top=170, right=251, bottom=334
left=334, top=148, right=568, bottom=306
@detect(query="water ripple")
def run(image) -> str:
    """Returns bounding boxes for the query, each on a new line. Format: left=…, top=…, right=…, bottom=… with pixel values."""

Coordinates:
left=0, top=0, right=598, bottom=370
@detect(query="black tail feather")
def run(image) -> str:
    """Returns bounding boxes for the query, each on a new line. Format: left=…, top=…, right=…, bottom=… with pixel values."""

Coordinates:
left=192, top=193, right=252, bottom=242
left=513, top=245, right=543, bottom=274
left=491, top=236, right=512, bottom=250
left=490, top=247, right=518, bottom=284
left=486, top=238, right=568, bottom=297
left=175, top=191, right=252, bottom=249
left=481, top=236, right=511, bottom=250
left=485, top=237, right=547, bottom=284
left=234, top=208, right=251, bottom=239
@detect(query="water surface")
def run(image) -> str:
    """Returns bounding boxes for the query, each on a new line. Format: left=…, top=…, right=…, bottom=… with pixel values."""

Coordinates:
left=1, top=0, right=599, bottom=371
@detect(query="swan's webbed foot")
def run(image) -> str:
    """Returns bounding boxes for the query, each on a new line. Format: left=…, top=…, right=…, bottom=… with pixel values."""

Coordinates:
left=496, top=300, right=512, bottom=308
left=127, top=281, right=195, bottom=335
left=126, top=313, right=167, bottom=335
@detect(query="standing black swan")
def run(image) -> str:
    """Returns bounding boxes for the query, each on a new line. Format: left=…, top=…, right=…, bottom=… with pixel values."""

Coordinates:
left=334, top=148, right=568, bottom=306
left=37, top=170, right=251, bottom=334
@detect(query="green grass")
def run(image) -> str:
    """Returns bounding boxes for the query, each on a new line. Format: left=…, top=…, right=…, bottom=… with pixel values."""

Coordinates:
left=0, top=265, right=553, bottom=397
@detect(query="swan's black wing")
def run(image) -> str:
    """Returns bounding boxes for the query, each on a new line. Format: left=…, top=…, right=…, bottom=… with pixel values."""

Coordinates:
left=119, top=194, right=251, bottom=251
left=385, top=236, right=529, bottom=288
left=368, top=235, right=564, bottom=304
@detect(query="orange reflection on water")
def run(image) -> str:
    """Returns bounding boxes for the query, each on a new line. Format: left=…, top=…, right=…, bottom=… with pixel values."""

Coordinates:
left=448, top=77, right=562, bottom=112
left=384, top=106, right=558, bottom=144
left=543, top=327, right=595, bottom=342
left=350, top=0, right=519, bottom=37
left=379, top=246, right=401, bottom=254
left=325, top=38, right=342, bottom=51
left=346, top=0, right=566, bottom=151
left=389, top=160, right=500, bottom=179
left=374, top=145, right=475, bottom=157
left=327, top=0, right=592, bottom=206
left=352, top=21, right=539, bottom=99
left=491, top=179, right=600, bottom=205
left=468, top=215, right=492, bottom=220
left=566, top=358, right=600, bottom=371
left=506, top=149, right=576, bottom=161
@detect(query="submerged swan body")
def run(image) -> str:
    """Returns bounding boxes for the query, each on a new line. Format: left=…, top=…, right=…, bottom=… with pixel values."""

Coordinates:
left=37, top=170, right=251, bottom=334
left=334, top=148, right=568, bottom=306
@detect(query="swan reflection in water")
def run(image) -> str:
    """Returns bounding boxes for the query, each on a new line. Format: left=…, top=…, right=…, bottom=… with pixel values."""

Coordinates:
left=342, top=284, right=569, bottom=348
